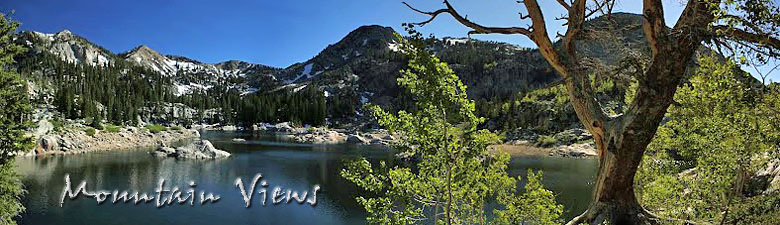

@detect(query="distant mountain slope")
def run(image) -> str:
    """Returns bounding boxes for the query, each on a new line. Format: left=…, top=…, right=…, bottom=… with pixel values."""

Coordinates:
left=19, top=30, right=113, bottom=67
left=267, top=13, right=652, bottom=112
left=16, top=30, right=280, bottom=97
left=118, top=45, right=280, bottom=96
left=12, top=13, right=677, bottom=127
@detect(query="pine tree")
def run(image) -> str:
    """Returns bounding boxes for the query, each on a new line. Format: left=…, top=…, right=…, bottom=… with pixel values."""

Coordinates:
left=341, top=31, right=561, bottom=225
left=0, top=12, right=31, bottom=224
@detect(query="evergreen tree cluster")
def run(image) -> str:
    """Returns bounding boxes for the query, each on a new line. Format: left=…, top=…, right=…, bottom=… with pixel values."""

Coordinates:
left=16, top=52, right=173, bottom=125
left=237, top=85, right=327, bottom=127
left=15, top=51, right=330, bottom=127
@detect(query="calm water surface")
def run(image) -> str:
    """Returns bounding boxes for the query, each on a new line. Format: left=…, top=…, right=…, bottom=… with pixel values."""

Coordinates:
left=15, top=131, right=597, bottom=224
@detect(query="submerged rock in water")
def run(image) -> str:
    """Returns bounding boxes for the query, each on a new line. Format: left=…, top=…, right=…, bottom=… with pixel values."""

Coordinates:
left=152, top=139, right=230, bottom=159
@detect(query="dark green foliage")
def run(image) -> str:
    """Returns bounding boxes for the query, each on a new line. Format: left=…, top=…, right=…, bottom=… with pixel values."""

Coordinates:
left=637, top=55, right=780, bottom=224
left=535, top=135, right=558, bottom=148
left=84, top=127, right=95, bottom=137
left=16, top=46, right=327, bottom=127
left=0, top=12, right=29, bottom=224
left=144, top=124, right=167, bottom=134
left=17, top=51, right=173, bottom=124
left=0, top=163, right=24, bottom=225
left=103, top=124, right=121, bottom=133
left=476, top=76, right=626, bottom=134
left=236, top=85, right=327, bottom=127
left=342, top=29, right=561, bottom=224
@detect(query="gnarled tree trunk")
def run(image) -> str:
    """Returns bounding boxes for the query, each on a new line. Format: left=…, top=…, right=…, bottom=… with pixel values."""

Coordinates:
left=403, top=0, right=778, bottom=224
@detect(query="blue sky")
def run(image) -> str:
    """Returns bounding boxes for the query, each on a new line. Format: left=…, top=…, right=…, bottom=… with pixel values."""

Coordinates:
left=1, top=0, right=776, bottom=81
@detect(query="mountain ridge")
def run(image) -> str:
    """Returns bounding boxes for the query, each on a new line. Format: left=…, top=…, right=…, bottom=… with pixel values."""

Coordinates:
left=14, top=13, right=675, bottom=127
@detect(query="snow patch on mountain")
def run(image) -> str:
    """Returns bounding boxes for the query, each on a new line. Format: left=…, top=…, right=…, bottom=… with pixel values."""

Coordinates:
left=175, top=83, right=212, bottom=96
left=241, top=88, right=259, bottom=96
left=285, top=63, right=315, bottom=84
left=293, top=84, right=308, bottom=92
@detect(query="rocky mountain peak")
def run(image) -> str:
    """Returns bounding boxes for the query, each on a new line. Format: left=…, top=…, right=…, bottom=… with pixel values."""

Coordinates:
left=215, top=60, right=251, bottom=70
left=122, top=45, right=176, bottom=74
left=19, top=30, right=112, bottom=67
left=273, top=25, right=400, bottom=85
left=126, top=45, right=162, bottom=57
left=346, top=25, right=396, bottom=40
left=55, top=29, right=73, bottom=38
left=336, top=25, right=398, bottom=50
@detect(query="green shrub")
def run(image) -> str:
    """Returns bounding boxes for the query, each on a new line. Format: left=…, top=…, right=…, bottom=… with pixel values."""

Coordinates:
left=145, top=124, right=168, bottom=134
left=85, top=127, right=96, bottom=137
left=536, top=135, right=557, bottom=147
left=104, top=124, right=121, bottom=133
left=91, top=121, right=104, bottom=130
left=51, top=119, right=65, bottom=132
left=170, top=126, right=182, bottom=131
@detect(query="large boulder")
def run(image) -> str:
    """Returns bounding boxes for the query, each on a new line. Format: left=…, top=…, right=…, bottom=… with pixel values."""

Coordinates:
left=136, top=115, right=147, bottom=127
left=553, top=143, right=598, bottom=158
left=151, top=146, right=176, bottom=157
left=151, top=139, right=230, bottom=159
left=271, top=122, right=296, bottom=133
left=289, top=129, right=347, bottom=144
left=347, top=134, right=369, bottom=144
left=505, top=128, right=541, bottom=144
left=58, top=137, right=74, bottom=152
left=756, top=160, right=780, bottom=194
left=553, top=128, right=593, bottom=146
left=37, top=136, right=59, bottom=153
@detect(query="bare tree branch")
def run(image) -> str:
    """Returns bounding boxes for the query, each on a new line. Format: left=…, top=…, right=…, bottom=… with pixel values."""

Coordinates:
left=557, top=0, right=571, bottom=10
left=585, top=0, right=610, bottom=19
left=402, top=1, right=532, bottom=36
left=712, top=25, right=780, bottom=51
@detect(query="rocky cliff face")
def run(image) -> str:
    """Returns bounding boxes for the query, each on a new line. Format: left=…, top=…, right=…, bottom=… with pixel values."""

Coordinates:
left=19, top=30, right=113, bottom=67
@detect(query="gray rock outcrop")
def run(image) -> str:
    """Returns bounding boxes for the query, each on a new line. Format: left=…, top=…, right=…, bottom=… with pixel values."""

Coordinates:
left=756, top=160, right=780, bottom=194
left=37, top=136, right=59, bottom=153
left=553, top=128, right=593, bottom=146
left=347, top=134, right=369, bottom=144
left=552, top=143, right=598, bottom=158
left=152, top=139, right=230, bottom=159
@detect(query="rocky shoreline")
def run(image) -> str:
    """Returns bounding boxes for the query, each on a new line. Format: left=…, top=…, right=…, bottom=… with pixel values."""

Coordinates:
left=191, top=123, right=597, bottom=158
left=26, top=120, right=200, bottom=156
left=24, top=119, right=597, bottom=159
left=197, top=122, right=397, bottom=147
left=501, top=128, right=598, bottom=158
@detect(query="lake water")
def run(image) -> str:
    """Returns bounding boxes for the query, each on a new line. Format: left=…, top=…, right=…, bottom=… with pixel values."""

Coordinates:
left=15, top=131, right=597, bottom=224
